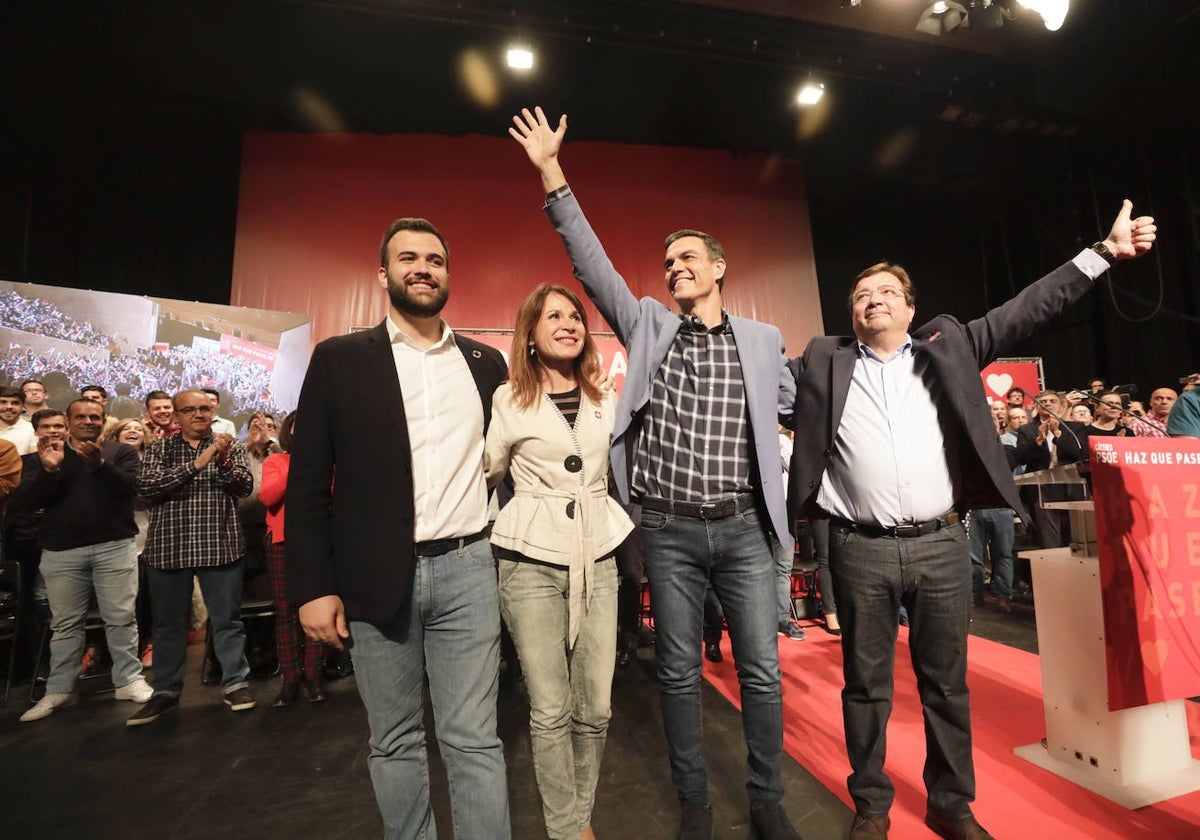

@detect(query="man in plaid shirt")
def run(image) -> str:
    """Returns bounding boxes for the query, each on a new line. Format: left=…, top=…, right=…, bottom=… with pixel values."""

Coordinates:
left=127, top=389, right=255, bottom=726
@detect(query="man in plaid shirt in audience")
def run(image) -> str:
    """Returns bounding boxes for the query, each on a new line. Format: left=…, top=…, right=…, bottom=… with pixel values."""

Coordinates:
left=127, top=388, right=255, bottom=726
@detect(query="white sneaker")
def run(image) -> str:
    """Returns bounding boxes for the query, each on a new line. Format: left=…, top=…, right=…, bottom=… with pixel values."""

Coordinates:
left=114, top=677, right=154, bottom=703
left=19, top=693, right=78, bottom=722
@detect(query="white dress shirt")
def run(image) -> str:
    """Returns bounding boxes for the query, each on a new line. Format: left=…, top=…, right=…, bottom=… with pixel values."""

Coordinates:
left=0, top=418, right=38, bottom=455
left=818, top=340, right=956, bottom=528
left=386, top=315, right=489, bottom=542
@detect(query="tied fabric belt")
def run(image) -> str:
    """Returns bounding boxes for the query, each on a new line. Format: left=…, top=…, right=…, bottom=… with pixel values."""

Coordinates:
left=639, top=492, right=756, bottom=520
left=414, top=530, right=487, bottom=557
left=831, top=511, right=960, bottom=539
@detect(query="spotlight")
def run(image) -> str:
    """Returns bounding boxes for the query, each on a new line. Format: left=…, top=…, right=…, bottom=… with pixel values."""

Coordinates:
left=1017, top=0, right=1069, bottom=31
left=506, top=44, right=534, bottom=70
left=796, top=81, right=824, bottom=106
left=915, top=0, right=967, bottom=36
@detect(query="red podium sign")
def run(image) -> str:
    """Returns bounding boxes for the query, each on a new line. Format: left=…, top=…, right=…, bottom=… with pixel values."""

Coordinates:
left=1091, top=436, right=1200, bottom=710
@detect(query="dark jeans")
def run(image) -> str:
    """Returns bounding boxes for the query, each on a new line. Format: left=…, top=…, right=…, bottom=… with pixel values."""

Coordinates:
left=797, top=518, right=835, bottom=616
left=829, top=521, right=975, bottom=820
left=148, top=559, right=251, bottom=696
left=640, top=505, right=783, bottom=807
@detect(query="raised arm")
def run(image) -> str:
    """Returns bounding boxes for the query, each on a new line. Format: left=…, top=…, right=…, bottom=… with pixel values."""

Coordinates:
left=961, top=200, right=1156, bottom=367
left=511, top=106, right=643, bottom=346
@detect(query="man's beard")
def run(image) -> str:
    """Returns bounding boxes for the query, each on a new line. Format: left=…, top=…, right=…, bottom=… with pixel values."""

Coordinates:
left=388, top=276, right=449, bottom=318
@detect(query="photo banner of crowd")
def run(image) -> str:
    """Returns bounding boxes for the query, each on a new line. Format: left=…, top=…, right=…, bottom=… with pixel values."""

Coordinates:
left=1, top=280, right=311, bottom=427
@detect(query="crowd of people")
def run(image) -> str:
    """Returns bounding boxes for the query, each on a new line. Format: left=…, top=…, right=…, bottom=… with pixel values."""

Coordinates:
left=0, top=290, right=113, bottom=348
left=2, top=105, right=1193, bottom=840
left=0, top=291, right=284, bottom=424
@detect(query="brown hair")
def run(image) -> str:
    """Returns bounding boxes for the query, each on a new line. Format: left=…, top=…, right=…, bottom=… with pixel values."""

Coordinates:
left=847, top=262, right=916, bottom=309
left=106, top=418, right=151, bottom=452
left=508, top=284, right=602, bottom=411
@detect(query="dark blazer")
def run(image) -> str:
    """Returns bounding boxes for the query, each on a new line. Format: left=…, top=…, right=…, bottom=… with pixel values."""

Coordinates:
left=1013, top=420, right=1085, bottom=473
left=787, top=259, right=1097, bottom=527
left=286, top=321, right=507, bottom=628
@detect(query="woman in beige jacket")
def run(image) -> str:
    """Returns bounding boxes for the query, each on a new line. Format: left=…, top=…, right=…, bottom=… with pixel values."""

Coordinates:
left=485, top=283, right=632, bottom=840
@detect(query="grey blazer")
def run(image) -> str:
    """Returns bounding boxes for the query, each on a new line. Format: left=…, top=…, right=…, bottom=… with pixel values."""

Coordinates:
left=545, top=189, right=796, bottom=547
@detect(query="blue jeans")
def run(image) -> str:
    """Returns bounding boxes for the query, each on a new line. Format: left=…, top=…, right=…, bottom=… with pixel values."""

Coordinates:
left=147, top=560, right=250, bottom=696
left=348, top=539, right=509, bottom=840
left=499, top=557, right=618, bottom=839
left=41, top=537, right=142, bottom=695
left=640, top=505, right=783, bottom=807
left=967, top=508, right=1014, bottom=600
left=829, top=521, right=975, bottom=819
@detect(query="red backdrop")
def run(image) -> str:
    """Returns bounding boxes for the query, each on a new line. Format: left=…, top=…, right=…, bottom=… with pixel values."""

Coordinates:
left=229, top=132, right=823, bottom=354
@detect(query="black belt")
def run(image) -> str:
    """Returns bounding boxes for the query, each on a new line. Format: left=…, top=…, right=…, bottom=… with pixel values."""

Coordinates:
left=830, top=512, right=959, bottom=539
left=414, top=530, right=488, bottom=557
left=638, top=493, right=756, bottom=520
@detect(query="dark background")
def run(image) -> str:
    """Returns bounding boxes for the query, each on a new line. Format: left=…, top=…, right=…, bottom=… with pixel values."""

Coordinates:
left=4, top=0, right=1199, bottom=393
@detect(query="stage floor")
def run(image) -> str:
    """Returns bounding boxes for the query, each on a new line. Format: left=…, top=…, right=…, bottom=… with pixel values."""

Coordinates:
left=0, top=598, right=1074, bottom=840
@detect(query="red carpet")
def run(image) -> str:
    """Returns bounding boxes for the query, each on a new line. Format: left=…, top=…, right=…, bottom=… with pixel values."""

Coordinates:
left=703, top=627, right=1200, bottom=838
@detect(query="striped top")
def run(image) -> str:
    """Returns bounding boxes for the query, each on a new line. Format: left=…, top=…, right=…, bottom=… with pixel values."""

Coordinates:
left=548, top=387, right=581, bottom=429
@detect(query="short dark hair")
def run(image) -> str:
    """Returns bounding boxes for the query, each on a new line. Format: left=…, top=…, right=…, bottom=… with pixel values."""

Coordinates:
left=144, top=390, right=171, bottom=409
left=848, top=262, right=916, bottom=309
left=277, top=412, right=297, bottom=452
left=379, top=218, right=449, bottom=268
left=79, top=384, right=108, bottom=399
left=200, top=388, right=220, bottom=402
left=0, top=385, right=24, bottom=404
left=67, top=398, right=105, bottom=419
left=1006, top=387, right=1026, bottom=398
left=664, top=229, right=726, bottom=290
left=31, top=408, right=66, bottom=431
left=20, top=379, right=44, bottom=390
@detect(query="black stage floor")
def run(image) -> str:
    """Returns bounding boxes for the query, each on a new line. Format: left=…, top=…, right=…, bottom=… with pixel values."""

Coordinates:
left=1, top=603, right=1036, bottom=840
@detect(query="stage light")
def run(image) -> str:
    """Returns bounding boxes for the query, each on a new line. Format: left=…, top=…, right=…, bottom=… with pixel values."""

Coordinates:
left=1017, top=0, right=1069, bottom=31
left=915, top=0, right=967, bottom=36
left=797, top=80, right=825, bottom=106
left=506, top=44, right=534, bottom=70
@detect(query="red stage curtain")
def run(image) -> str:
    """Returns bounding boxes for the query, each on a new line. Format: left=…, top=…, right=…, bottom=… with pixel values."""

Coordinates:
left=230, top=132, right=823, bottom=354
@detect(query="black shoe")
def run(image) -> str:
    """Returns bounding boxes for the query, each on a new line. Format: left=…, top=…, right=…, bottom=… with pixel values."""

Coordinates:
left=126, top=693, right=179, bottom=727
left=750, top=803, right=801, bottom=840
left=273, top=681, right=300, bottom=708
left=677, top=803, right=713, bottom=840
left=704, top=642, right=723, bottom=663
left=616, top=643, right=634, bottom=670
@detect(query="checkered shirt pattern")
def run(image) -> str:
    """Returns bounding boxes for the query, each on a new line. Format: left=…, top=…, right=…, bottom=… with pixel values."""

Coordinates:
left=138, top=434, right=254, bottom=570
left=632, top=313, right=752, bottom=503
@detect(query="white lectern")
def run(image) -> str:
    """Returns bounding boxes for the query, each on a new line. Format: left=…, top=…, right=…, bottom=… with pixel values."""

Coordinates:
left=1014, top=464, right=1200, bottom=807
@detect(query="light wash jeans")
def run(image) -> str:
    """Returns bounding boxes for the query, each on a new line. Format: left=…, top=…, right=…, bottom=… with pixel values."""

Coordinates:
left=348, top=538, right=510, bottom=840
left=147, top=559, right=250, bottom=695
left=640, top=505, right=784, bottom=807
left=499, top=556, right=618, bottom=839
left=42, top=537, right=142, bottom=695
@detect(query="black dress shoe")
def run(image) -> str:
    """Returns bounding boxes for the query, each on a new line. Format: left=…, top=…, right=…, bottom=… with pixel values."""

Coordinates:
left=704, top=641, right=723, bottom=663
left=616, top=643, right=634, bottom=669
left=749, top=803, right=800, bottom=840
left=924, top=809, right=994, bottom=840
left=677, top=803, right=713, bottom=840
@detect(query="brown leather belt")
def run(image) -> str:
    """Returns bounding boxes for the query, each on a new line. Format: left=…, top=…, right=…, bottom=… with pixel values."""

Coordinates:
left=830, top=511, right=960, bottom=539
left=638, top=493, right=756, bottom=520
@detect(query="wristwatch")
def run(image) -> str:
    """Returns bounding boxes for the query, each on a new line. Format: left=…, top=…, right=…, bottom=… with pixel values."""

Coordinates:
left=1091, top=241, right=1118, bottom=266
